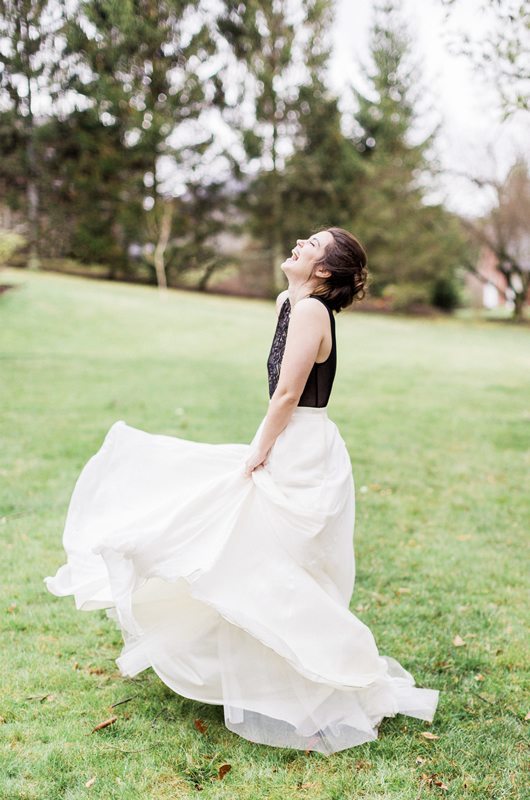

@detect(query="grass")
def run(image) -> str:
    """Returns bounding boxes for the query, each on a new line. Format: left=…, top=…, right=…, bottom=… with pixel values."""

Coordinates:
left=0, top=267, right=528, bottom=800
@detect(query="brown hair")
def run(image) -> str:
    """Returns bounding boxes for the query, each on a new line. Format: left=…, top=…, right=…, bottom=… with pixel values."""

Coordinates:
left=307, top=227, right=368, bottom=313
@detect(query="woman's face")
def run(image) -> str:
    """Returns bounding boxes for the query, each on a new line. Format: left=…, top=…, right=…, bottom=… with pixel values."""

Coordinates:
left=281, top=230, right=334, bottom=282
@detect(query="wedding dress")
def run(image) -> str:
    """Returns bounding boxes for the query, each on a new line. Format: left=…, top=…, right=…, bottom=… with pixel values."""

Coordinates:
left=44, top=293, right=439, bottom=754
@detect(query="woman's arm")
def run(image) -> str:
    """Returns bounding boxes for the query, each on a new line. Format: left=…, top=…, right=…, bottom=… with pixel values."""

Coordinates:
left=243, top=298, right=327, bottom=477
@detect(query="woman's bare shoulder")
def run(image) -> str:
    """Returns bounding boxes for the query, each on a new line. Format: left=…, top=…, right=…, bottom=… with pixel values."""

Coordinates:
left=275, top=289, right=290, bottom=316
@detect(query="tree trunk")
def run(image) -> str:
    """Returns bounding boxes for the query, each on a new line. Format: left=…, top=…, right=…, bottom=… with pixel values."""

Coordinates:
left=507, top=268, right=529, bottom=322
left=512, top=275, right=529, bottom=321
left=25, top=39, right=40, bottom=270
left=153, top=200, right=173, bottom=292
left=197, top=258, right=218, bottom=291
left=271, top=115, right=285, bottom=296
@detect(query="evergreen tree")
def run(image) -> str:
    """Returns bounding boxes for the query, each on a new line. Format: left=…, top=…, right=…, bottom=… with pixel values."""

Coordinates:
left=280, top=0, right=366, bottom=255
left=152, top=177, right=235, bottom=291
left=217, top=0, right=307, bottom=295
left=38, top=108, right=145, bottom=271
left=59, top=0, right=219, bottom=281
left=348, top=0, right=469, bottom=305
left=0, top=0, right=62, bottom=268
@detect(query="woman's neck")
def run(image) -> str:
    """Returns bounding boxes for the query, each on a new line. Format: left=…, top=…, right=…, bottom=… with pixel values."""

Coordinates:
left=287, top=285, right=322, bottom=308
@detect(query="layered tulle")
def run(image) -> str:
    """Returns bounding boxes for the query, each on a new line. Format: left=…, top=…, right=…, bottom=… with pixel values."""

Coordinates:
left=44, top=406, right=439, bottom=754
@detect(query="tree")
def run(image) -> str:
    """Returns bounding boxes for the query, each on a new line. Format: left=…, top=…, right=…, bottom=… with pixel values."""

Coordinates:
left=144, top=176, right=235, bottom=291
left=0, top=0, right=62, bottom=268
left=273, top=1, right=367, bottom=257
left=346, top=0, right=469, bottom=306
left=60, top=0, right=220, bottom=283
left=39, top=108, right=146, bottom=272
left=217, top=0, right=328, bottom=295
left=458, top=157, right=530, bottom=321
left=281, top=78, right=366, bottom=253
left=439, top=0, right=530, bottom=119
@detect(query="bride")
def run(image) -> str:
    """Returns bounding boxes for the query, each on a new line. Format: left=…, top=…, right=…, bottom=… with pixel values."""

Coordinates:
left=44, top=226, right=439, bottom=755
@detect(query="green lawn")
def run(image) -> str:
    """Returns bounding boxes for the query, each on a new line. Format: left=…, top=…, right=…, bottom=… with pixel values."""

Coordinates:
left=1, top=267, right=528, bottom=800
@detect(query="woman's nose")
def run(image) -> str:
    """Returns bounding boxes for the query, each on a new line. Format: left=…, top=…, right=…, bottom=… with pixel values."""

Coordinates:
left=296, top=238, right=304, bottom=247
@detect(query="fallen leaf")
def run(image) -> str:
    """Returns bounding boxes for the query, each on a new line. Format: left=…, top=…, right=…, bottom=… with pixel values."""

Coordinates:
left=91, top=716, right=118, bottom=733
left=73, top=661, right=80, bottom=669
left=524, top=711, right=530, bottom=721
left=7, top=603, right=17, bottom=613
left=88, top=667, right=105, bottom=675
left=421, top=731, right=439, bottom=740
left=217, top=764, right=231, bottom=780
left=416, top=755, right=426, bottom=764
left=452, top=634, right=466, bottom=647
left=474, top=673, right=484, bottom=681
left=85, top=777, right=96, bottom=788
left=396, top=587, right=411, bottom=595
left=420, top=772, right=448, bottom=790
left=194, top=718, right=207, bottom=734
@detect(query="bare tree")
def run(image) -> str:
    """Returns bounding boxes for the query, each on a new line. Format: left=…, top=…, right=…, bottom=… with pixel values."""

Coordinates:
left=453, top=157, right=530, bottom=320
left=439, top=0, right=530, bottom=119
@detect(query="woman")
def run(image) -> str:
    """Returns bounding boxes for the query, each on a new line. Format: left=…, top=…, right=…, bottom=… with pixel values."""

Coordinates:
left=44, top=226, right=439, bottom=755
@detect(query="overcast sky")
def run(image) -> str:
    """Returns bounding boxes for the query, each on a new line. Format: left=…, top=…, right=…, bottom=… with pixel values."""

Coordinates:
left=328, top=0, right=529, bottom=217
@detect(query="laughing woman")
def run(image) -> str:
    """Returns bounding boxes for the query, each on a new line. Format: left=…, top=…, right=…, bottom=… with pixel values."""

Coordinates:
left=44, top=226, right=439, bottom=755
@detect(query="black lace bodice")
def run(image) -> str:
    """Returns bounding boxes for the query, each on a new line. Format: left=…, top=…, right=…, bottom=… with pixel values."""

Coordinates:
left=266, top=294, right=337, bottom=408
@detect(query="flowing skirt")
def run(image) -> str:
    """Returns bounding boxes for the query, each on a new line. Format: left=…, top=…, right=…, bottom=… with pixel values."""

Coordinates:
left=43, top=405, right=439, bottom=754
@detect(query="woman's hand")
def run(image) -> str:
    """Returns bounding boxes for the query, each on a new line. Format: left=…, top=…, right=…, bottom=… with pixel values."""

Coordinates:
left=243, top=445, right=271, bottom=478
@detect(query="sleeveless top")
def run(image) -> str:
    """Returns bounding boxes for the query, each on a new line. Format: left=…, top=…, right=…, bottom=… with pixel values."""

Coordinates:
left=267, top=294, right=337, bottom=408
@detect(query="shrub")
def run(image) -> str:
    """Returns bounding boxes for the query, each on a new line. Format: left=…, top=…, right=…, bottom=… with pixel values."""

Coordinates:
left=0, top=230, right=26, bottom=266
left=381, top=282, right=432, bottom=313
left=431, top=275, right=461, bottom=312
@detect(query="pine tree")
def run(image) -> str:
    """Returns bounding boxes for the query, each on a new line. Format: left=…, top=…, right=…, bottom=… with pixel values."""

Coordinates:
left=58, top=0, right=219, bottom=281
left=280, top=0, right=366, bottom=253
left=0, top=0, right=62, bottom=268
left=216, top=0, right=305, bottom=295
left=39, top=108, right=146, bottom=272
left=348, top=0, right=469, bottom=306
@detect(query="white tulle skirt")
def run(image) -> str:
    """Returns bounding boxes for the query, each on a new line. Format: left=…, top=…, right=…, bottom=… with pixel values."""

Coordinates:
left=44, top=405, right=439, bottom=754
